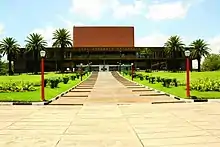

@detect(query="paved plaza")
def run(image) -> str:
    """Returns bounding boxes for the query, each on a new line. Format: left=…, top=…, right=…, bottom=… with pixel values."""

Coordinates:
left=0, top=72, right=220, bottom=146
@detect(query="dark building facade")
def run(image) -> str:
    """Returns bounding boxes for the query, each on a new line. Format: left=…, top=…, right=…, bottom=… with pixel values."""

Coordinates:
left=13, top=26, right=191, bottom=73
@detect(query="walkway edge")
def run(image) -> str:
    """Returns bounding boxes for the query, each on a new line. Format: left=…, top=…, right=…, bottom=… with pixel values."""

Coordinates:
left=116, top=72, right=219, bottom=103
left=0, top=72, right=93, bottom=106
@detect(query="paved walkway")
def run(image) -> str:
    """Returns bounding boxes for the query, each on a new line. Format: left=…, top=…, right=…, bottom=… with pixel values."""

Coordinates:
left=1, top=72, right=220, bottom=146
left=52, top=72, right=176, bottom=104
left=1, top=103, right=220, bottom=146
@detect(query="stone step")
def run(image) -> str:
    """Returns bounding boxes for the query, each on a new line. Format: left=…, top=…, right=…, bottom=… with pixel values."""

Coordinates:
left=75, top=87, right=93, bottom=89
left=140, top=93, right=167, bottom=96
left=70, top=90, right=91, bottom=92
left=127, top=86, right=145, bottom=88
left=132, top=89, right=153, bottom=92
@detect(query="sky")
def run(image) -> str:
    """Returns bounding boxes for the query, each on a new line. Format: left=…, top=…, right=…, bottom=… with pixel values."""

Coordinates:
left=0, top=0, right=220, bottom=66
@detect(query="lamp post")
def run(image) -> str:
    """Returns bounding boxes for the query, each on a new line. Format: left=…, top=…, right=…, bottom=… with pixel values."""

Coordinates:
left=185, top=50, right=191, bottom=97
left=80, top=63, right=83, bottom=81
left=40, top=50, right=46, bottom=101
left=122, top=64, right=124, bottom=75
left=131, top=63, right=134, bottom=81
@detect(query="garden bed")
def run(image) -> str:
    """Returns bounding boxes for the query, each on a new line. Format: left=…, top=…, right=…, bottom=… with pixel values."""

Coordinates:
left=0, top=72, right=90, bottom=102
left=121, top=71, right=220, bottom=99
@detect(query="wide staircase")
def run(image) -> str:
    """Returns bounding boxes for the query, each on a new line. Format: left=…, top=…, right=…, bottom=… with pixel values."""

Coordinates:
left=50, top=72, right=183, bottom=105
left=50, top=72, right=98, bottom=105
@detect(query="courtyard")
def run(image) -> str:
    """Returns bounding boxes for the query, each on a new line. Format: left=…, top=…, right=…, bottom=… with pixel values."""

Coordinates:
left=0, top=72, right=220, bottom=146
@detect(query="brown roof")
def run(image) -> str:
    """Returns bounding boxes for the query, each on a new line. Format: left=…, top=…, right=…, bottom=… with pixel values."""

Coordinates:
left=73, top=26, right=134, bottom=48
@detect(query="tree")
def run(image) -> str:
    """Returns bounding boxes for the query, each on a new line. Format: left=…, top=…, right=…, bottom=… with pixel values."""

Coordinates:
left=52, top=28, right=72, bottom=73
left=0, top=37, right=20, bottom=75
left=190, top=39, right=210, bottom=72
left=25, top=33, right=47, bottom=74
left=164, top=35, right=185, bottom=70
left=202, top=54, right=220, bottom=71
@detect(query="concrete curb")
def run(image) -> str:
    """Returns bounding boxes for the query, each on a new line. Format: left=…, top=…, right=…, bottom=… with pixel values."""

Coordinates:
left=116, top=72, right=220, bottom=103
left=0, top=72, right=92, bottom=106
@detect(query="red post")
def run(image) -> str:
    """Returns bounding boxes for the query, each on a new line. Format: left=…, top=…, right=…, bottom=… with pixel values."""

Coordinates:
left=41, top=58, right=45, bottom=101
left=186, top=57, right=190, bottom=97
left=131, top=63, right=134, bottom=81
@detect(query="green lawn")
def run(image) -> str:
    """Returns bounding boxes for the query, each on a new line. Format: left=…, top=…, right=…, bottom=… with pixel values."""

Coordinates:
left=0, top=73, right=89, bottom=102
left=122, top=71, right=220, bottom=99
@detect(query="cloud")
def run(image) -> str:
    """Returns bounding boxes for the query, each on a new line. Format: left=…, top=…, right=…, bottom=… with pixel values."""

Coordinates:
left=0, top=23, right=4, bottom=35
left=29, top=18, right=84, bottom=47
left=135, top=33, right=169, bottom=47
left=208, top=36, right=220, bottom=54
left=69, top=0, right=115, bottom=20
left=112, top=0, right=145, bottom=19
left=69, top=0, right=145, bottom=20
left=146, top=1, right=191, bottom=20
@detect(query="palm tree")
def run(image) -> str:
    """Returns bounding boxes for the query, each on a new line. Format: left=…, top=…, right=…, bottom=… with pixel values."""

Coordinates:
left=25, top=33, right=47, bottom=74
left=52, top=28, right=72, bottom=73
left=0, top=37, right=20, bottom=75
left=190, top=39, right=210, bottom=72
left=164, top=35, right=185, bottom=70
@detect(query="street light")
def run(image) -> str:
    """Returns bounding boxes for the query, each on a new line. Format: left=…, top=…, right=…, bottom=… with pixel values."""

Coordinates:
left=80, top=63, right=83, bottom=81
left=185, top=50, right=191, bottom=97
left=131, top=63, right=134, bottom=81
left=40, top=50, right=46, bottom=101
left=122, top=64, right=125, bottom=75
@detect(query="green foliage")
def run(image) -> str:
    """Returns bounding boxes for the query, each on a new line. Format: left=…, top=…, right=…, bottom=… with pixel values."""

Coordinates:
left=191, top=78, right=220, bottom=92
left=63, top=76, right=69, bottom=84
left=70, top=75, right=76, bottom=80
left=149, top=77, right=156, bottom=84
left=44, top=79, right=48, bottom=87
left=164, top=35, right=185, bottom=57
left=190, top=39, right=210, bottom=72
left=0, top=61, right=8, bottom=75
left=145, top=69, right=152, bottom=73
left=0, top=37, right=20, bottom=75
left=132, top=73, right=178, bottom=88
left=202, top=54, right=220, bottom=71
left=0, top=81, right=36, bottom=92
left=48, top=77, right=60, bottom=88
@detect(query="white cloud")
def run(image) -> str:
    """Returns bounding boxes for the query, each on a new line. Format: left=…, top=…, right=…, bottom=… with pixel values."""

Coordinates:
left=29, top=18, right=84, bottom=47
left=112, top=0, right=145, bottom=19
left=135, top=33, right=169, bottom=47
left=208, top=36, right=220, bottom=54
left=69, top=0, right=115, bottom=20
left=69, top=0, right=145, bottom=20
left=58, top=15, right=85, bottom=40
left=0, top=23, right=4, bottom=35
left=146, top=1, right=191, bottom=20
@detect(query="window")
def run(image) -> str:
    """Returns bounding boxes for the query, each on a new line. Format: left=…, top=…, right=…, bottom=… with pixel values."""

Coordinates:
left=64, top=51, right=72, bottom=58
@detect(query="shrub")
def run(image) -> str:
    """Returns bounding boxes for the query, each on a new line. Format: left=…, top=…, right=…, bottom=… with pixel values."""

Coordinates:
left=49, top=77, right=60, bottom=88
left=145, top=75, right=149, bottom=80
left=76, top=74, right=80, bottom=79
left=161, top=78, right=172, bottom=87
left=139, top=75, right=144, bottom=81
left=63, top=76, right=69, bottom=84
left=191, top=78, right=220, bottom=91
left=71, top=75, right=76, bottom=80
left=172, top=78, right=178, bottom=87
left=156, top=77, right=161, bottom=82
left=44, top=79, right=48, bottom=87
left=0, top=81, right=36, bottom=93
left=149, top=77, right=156, bottom=84
left=145, top=69, right=152, bottom=73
